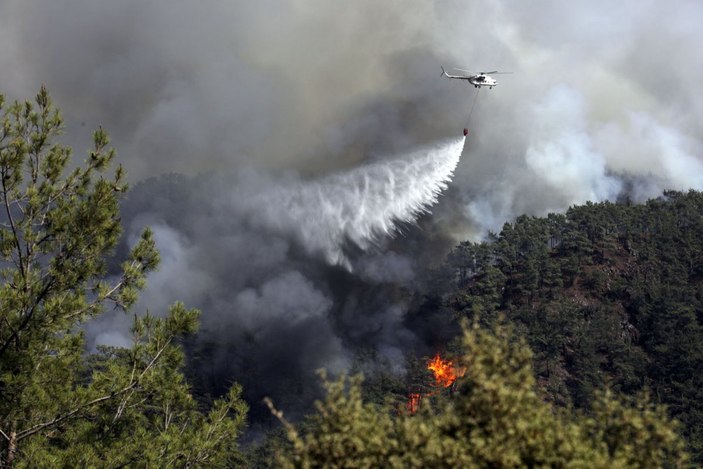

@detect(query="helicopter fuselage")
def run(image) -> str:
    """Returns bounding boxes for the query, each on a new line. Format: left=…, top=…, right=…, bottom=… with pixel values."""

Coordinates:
left=468, top=74, right=497, bottom=88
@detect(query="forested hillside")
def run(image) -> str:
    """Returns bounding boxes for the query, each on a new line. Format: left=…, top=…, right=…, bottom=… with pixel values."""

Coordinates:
left=255, top=192, right=703, bottom=467
left=442, top=190, right=703, bottom=461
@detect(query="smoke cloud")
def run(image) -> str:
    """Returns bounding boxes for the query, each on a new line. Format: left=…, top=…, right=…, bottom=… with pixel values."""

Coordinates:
left=2, top=1, right=701, bottom=219
left=84, top=137, right=464, bottom=430
left=3, top=0, right=703, bottom=433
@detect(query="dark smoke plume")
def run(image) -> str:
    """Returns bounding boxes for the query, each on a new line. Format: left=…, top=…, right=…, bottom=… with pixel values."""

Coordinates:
left=3, top=0, right=703, bottom=433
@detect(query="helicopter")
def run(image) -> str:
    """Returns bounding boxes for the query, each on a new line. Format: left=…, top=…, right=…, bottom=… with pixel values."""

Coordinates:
left=440, top=66, right=510, bottom=89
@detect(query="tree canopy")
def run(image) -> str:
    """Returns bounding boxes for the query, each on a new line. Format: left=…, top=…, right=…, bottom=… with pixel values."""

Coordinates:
left=0, top=88, right=246, bottom=467
left=271, top=320, right=687, bottom=468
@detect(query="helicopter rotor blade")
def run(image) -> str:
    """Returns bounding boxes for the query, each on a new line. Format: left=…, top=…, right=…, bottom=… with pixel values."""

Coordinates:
left=450, top=68, right=514, bottom=75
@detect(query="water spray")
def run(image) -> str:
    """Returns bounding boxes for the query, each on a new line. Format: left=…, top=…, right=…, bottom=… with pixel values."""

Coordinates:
left=253, top=137, right=466, bottom=268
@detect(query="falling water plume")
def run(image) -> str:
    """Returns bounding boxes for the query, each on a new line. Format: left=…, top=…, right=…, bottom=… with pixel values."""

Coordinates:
left=254, top=137, right=465, bottom=268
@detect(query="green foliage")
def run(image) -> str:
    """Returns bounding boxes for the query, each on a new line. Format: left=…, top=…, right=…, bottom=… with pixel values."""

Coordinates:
left=272, top=320, right=687, bottom=468
left=0, top=88, right=246, bottom=467
left=349, top=349, right=408, bottom=408
left=439, top=191, right=703, bottom=462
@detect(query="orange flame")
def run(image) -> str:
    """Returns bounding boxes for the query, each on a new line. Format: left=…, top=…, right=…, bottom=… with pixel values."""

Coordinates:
left=407, top=392, right=421, bottom=414
left=427, top=353, right=462, bottom=388
left=406, top=353, right=465, bottom=414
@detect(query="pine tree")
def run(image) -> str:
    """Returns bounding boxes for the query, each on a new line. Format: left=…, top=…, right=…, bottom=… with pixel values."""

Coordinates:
left=0, top=88, right=246, bottom=467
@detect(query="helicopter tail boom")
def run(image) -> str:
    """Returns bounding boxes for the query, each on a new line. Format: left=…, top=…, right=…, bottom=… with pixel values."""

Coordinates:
left=440, top=66, right=464, bottom=80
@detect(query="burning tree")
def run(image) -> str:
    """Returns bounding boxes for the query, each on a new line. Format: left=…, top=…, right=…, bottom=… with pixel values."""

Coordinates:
left=427, top=353, right=465, bottom=388
left=406, top=353, right=466, bottom=413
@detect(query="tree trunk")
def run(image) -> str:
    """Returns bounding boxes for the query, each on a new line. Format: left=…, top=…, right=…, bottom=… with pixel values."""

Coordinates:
left=5, top=430, right=17, bottom=468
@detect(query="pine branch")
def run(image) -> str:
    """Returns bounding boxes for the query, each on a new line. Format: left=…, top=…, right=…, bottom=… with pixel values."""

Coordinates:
left=14, top=336, right=173, bottom=442
left=0, top=276, right=55, bottom=359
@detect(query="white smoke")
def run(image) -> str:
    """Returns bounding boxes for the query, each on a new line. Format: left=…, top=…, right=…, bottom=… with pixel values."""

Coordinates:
left=243, top=137, right=465, bottom=268
left=524, top=85, right=622, bottom=206
left=2, top=0, right=702, bottom=239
